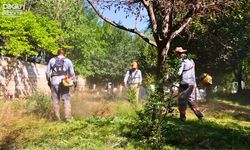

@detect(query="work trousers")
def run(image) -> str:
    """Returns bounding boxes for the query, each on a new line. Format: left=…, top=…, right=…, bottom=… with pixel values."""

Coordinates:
left=51, top=84, right=72, bottom=120
left=178, top=84, right=204, bottom=120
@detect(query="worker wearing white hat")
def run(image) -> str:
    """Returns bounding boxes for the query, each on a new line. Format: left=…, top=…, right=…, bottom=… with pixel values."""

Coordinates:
left=175, top=47, right=205, bottom=122
left=124, top=61, right=142, bottom=103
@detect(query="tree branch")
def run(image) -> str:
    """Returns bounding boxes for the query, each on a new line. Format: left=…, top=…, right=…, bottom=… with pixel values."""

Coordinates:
left=141, top=0, right=159, bottom=42
left=86, top=0, right=157, bottom=47
left=171, top=17, right=192, bottom=39
left=144, top=1, right=157, bottom=34
left=170, top=2, right=201, bottom=39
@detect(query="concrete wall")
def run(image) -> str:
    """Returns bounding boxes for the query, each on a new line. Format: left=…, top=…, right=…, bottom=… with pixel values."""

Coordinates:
left=0, top=57, right=147, bottom=100
left=0, top=57, right=86, bottom=99
left=0, top=57, right=49, bottom=99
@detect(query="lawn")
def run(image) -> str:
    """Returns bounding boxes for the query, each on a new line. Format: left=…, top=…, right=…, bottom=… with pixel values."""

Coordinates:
left=0, top=91, right=249, bottom=149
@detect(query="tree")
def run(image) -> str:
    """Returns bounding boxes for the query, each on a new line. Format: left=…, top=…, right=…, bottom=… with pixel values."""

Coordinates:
left=0, top=0, right=63, bottom=57
left=180, top=0, right=250, bottom=92
left=86, top=0, right=232, bottom=79
left=90, top=23, right=141, bottom=83
left=31, top=0, right=107, bottom=76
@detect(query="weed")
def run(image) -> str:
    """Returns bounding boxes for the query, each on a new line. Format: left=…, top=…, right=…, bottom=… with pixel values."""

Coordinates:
left=0, top=100, right=4, bottom=109
left=1, top=91, right=250, bottom=149
left=26, top=92, right=53, bottom=119
left=126, top=87, right=137, bottom=105
left=11, top=100, right=23, bottom=111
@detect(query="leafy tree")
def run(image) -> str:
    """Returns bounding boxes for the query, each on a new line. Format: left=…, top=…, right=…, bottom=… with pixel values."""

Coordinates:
left=88, top=23, right=158, bottom=85
left=86, top=0, right=234, bottom=126
left=180, top=0, right=250, bottom=92
left=90, top=23, right=141, bottom=83
left=32, top=0, right=107, bottom=76
left=0, top=0, right=63, bottom=57
left=31, top=0, right=156, bottom=79
left=86, top=0, right=232, bottom=79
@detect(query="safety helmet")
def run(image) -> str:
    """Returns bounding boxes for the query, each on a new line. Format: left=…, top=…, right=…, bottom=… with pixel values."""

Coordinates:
left=199, top=73, right=212, bottom=85
left=62, top=77, right=74, bottom=87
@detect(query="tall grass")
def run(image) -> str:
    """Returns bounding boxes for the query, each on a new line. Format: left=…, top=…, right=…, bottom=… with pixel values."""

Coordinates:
left=0, top=91, right=249, bottom=149
left=26, top=92, right=53, bottom=119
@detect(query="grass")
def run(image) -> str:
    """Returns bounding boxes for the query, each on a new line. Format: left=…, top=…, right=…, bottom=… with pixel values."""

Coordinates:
left=0, top=91, right=249, bottom=149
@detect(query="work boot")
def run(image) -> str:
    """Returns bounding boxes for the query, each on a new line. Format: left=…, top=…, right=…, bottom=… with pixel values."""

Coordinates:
left=65, top=117, right=74, bottom=123
left=52, top=111, right=61, bottom=121
left=199, top=117, right=206, bottom=122
left=180, top=118, right=186, bottom=122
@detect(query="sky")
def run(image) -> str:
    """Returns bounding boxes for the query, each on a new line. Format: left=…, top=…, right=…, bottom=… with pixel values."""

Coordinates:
left=100, top=7, right=149, bottom=32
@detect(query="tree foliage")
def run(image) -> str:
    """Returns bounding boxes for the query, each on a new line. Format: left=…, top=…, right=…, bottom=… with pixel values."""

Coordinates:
left=177, top=0, right=250, bottom=90
left=87, top=0, right=233, bottom=75
left=89, top=23, right=158, bottom=83
left=31, top=0, right=107, bottom=76
left=0, top=0, right=63, bottom=57
left=90, top=23, right=140, bottom=82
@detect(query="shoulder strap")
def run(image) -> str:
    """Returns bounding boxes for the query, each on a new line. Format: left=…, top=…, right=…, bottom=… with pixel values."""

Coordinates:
left=133, top=70, right=138, bottom=78
left=127, top=70, right=138, bottom=83
left=51, top=57, right=58, bottom=69
left=183, top=59, right=194, bottom=72
left=51, top=57, right=66, bottom=76
left=129, top=69, right=132, bottom=75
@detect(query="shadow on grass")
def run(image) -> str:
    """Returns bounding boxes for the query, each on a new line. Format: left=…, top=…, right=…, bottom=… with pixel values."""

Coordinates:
left=200, top=100, right=250, bottom=122
left=125, top=117, right=250, bottom=149
left=0, top=128, right=24, bottom=150
left=1, top=115, right=249, bottom=149
left=168, top=118, right=249, bottom=149
left=213, top=89, right=250, bottom=106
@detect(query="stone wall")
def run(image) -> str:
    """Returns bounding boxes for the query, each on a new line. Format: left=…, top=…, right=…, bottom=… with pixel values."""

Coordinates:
left=0, top=57, right=86, bottom=99
left=0, top=57, right=148, bottom=100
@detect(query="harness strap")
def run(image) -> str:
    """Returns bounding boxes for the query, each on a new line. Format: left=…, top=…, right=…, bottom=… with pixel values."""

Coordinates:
left=128, top=70, right=138, bottom=83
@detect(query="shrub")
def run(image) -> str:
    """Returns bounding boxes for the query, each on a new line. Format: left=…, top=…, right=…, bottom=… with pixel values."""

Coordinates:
left=26, top=92, right=53, bottom=119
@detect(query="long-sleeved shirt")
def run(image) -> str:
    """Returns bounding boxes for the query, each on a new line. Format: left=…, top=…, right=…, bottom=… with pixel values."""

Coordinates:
left=46, top=56, right=75, bottom=86
left=178, top=58, right=196, bottom=85
left=124, top=69, right=142, bottom=85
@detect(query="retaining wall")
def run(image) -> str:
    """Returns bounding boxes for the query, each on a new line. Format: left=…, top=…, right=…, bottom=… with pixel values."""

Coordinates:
left=0, top=57, right=86, bottom=99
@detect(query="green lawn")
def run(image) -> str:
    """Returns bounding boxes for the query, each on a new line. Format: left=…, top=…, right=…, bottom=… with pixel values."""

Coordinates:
left=0, top=92, right=249, bottom=149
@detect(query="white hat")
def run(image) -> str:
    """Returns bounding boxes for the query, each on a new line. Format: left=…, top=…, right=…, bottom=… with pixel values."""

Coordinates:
left=131, top=61, right=138, bottom=68
left=175, top=47, right=187, bottom=53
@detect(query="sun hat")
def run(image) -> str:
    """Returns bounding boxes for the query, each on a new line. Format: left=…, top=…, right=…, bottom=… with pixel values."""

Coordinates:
left=174, top=47, right=187, bottom=53
left=131, top=61, right=138, bottom=69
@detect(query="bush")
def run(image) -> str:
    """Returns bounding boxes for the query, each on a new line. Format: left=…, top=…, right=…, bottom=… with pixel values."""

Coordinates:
left=26, top=92, right=53, bottom=119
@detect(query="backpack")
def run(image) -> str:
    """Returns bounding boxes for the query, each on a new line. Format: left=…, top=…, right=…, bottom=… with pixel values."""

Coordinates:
left=51, top=57, right=66, bottom=76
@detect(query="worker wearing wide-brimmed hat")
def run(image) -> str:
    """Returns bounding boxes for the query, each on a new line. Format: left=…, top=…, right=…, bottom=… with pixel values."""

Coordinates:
left=124, top=61, right=142, bottom=103
left=175, top=47, right=205, bottom=121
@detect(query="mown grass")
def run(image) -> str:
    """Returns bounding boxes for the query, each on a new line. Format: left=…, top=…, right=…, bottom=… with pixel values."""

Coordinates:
left=0, top=91, right=249, bottom=149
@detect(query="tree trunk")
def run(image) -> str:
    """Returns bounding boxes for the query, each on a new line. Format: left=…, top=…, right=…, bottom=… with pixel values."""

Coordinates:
left=156, top=44, right=169, bottom=91
left=152, top=43, right=170, bottom=120
left=156, top=43, right=170, bottom=79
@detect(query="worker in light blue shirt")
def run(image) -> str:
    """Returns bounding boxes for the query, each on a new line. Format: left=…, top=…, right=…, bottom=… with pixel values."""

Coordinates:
left=124, top=61, right=142, bottom=103
left=178, top=57, right=196, bottom=85
left=175, top=47, right=204, bottom=122
left=46, top=49, right=76, bottom=122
